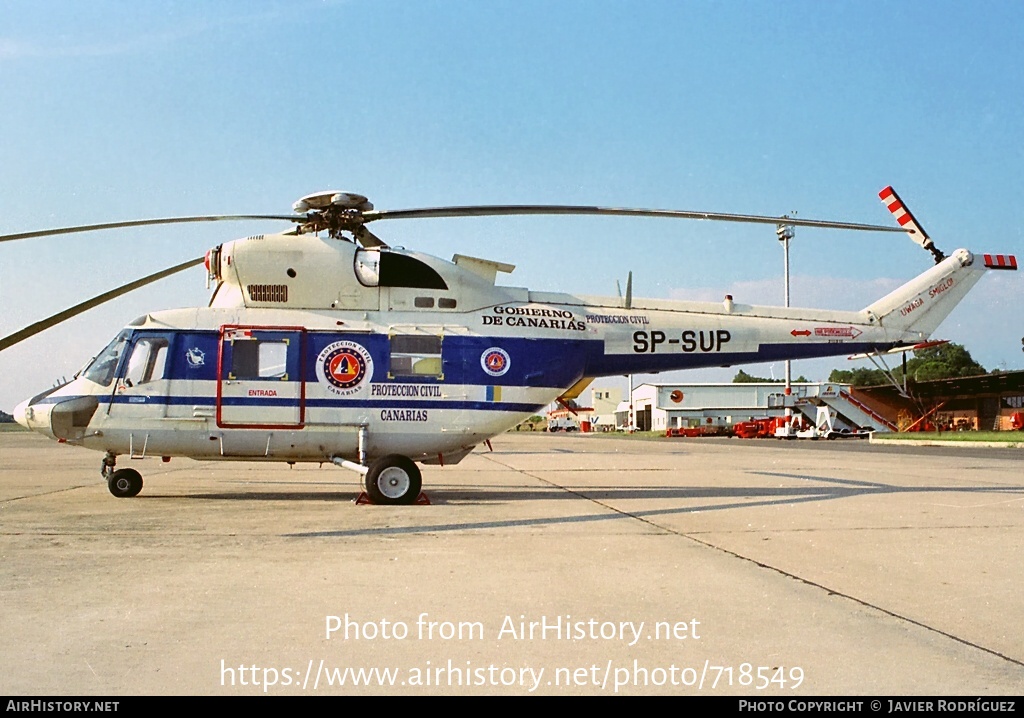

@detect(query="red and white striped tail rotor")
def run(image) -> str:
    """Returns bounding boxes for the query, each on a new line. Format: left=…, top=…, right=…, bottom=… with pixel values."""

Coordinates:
left=878, top=186, right=946, bottom=263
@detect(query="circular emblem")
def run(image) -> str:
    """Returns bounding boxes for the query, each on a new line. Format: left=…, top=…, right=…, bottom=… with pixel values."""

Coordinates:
left=316, top=341, right=374, bottom=396
left=480, top=347, right=511, bottom=377
left=670, top=390, right=684, bottom=404
left=186, top=347, right=205, bottom=368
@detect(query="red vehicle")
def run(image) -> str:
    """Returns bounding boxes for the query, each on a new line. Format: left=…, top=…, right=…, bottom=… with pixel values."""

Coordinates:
left=665, top=420, right=732, bottom=438
left=733, top=416, right=814, bottom=439
left=732, top=418, right=777, bottom=439
left=666, top=426, right=707, bottom=437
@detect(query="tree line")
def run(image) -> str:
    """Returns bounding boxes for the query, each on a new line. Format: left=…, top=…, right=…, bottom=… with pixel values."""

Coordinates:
left=734, top=343, right=989, bottom=386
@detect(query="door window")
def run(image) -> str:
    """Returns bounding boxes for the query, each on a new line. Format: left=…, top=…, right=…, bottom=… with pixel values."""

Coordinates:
left=229, top=339, right=289, bottom=380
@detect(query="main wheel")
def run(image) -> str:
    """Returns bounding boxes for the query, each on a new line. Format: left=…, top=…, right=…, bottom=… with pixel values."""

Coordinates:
left=108, top=468, right=143, bottom=498
left=364, top=455, right=422, bottom=505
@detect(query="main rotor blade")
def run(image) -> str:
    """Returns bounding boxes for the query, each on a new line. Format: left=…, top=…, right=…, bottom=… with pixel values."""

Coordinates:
left=0, top=215, right=301, bottom=244
left=364, top=205, right=908, bottom=233
left=353, top=225, right=389, bottom=248
left=0, top=257, right=203, bottom=352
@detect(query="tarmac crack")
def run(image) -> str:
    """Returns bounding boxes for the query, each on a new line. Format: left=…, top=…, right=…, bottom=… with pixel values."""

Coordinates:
left=0, top=485, right=98, bottom=503
left=674, top=531, right=1024, bottom=671
left=481, top=454, right=1024, bottom=671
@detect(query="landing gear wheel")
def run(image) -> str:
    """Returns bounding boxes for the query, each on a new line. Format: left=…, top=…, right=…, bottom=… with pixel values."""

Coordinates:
left=364, top=455, right=422, bottom=505
left=108, top=468, right=143, bottom=498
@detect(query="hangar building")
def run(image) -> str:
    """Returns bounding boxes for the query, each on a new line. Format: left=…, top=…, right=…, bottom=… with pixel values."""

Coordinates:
left=617, top=370, right=1024, bottom=434
left=624, top=382, right=894, bottom=434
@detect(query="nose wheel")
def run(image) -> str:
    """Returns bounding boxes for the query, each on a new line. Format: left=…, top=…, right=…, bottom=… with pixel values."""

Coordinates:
left=107, top=468, right=143, bottom=498
left=101, top=453, right=144, bottom=498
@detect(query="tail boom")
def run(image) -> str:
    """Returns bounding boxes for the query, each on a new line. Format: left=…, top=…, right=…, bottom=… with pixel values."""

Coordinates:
left=863, top=248, right=1007, bottom=340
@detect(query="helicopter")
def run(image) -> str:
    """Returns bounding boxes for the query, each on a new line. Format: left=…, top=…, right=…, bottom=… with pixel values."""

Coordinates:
left=2, top=187, right=1016, bottom=504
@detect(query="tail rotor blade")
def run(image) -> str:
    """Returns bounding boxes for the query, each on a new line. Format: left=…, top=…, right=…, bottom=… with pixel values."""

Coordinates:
left=879, top=187, right=945, bottom=263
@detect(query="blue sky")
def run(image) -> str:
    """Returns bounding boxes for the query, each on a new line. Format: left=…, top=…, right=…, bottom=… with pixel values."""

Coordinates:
left=1, top=0, right=1022, bottom=410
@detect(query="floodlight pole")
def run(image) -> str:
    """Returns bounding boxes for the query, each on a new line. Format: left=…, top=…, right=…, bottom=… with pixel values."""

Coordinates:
left=777, top=221, right=796, bottom=432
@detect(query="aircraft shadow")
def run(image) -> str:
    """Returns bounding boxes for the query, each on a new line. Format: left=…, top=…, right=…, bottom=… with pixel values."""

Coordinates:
left=139, top=491, right=356, bottom=502
left=279, top=470, right=1024, bottom=538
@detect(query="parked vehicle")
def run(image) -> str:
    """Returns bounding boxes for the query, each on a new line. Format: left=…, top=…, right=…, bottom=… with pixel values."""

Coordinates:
left=547, top=417, right=579, bottom=432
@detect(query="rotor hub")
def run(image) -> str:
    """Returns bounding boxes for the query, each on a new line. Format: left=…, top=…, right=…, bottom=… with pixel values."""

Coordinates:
left=292, top=191, right=374, bottom=239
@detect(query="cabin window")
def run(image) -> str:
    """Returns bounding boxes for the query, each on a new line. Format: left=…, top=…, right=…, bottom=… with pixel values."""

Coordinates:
left=414, top=297, right=435, bottom=308
left=438, top=298, right=457, bottom=309
left=355, top=249, right=448, bottom=290
left=123, top=337, right=169, bottom=387
left=389, top=334, right=443, bottom=378
left=230, top=339, right=289, bottom=380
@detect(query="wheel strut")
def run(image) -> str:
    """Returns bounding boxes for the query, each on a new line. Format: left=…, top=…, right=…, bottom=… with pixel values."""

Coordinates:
left=101, top=451, right=117, bottom=479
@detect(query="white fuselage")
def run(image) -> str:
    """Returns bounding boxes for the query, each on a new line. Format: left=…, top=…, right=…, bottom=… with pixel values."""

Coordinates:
left=15, top=234, right=989, bottom=465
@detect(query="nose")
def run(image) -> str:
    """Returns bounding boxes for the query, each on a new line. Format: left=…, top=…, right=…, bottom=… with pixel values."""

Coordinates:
left=13, top=398, right=31, bottom=429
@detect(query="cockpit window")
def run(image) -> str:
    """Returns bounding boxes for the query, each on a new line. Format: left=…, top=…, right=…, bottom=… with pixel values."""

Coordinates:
left=82, top=330, right=131, bottom=387
left=355, top=249, right=448, bottom=290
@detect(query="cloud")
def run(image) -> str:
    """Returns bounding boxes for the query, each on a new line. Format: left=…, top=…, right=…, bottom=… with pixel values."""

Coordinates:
left=0, top=4, right=324, bottom=60
left=0, top=35, right=170, bottom=59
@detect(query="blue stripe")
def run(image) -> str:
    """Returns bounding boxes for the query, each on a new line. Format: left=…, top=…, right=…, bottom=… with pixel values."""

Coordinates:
left=79, top=329, right=898, bottom=392
left=134, top=330, right=596, bottom=388
left=99, top=394, right=545, bottom=413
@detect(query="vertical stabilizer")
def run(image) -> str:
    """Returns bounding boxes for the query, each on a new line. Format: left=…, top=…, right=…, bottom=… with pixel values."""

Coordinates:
left=862, top=249, right=986, bottom=339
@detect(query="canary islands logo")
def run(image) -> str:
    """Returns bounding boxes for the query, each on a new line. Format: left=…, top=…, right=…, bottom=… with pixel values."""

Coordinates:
left=317, top=341, right=374, bottom=396
left=186, top=347, right=206, bottom=368
left=480, top=347, right=511, bottom=377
